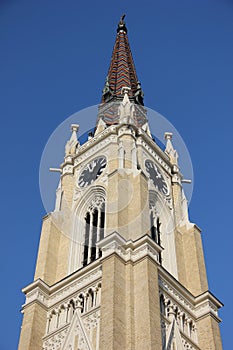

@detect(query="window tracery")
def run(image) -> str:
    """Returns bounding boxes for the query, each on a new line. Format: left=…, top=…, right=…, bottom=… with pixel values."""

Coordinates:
left=83, top=196, right=105, bottom=267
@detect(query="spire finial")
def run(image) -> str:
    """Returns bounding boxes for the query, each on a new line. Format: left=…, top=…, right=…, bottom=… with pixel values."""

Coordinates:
left=117, top=14, right=127, bottom=33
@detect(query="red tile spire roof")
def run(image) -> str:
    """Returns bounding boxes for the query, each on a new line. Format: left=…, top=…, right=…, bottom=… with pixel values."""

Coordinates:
left=101, top=15, right=144, bottom=106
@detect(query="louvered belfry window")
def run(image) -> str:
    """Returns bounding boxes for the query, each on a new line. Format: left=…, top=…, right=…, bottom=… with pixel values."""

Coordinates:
left=83, top=198, right=105, bottom=267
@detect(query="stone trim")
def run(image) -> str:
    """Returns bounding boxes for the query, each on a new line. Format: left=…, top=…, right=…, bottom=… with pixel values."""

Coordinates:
left=159, top=267, right=223, bottom=322
left=96, top=231, right=162, bottom=264
left=22, top=264, right=102, bottom=310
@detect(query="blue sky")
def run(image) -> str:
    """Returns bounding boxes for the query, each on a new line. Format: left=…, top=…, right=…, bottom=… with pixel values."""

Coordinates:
left=0, top=1, right=232, bottom=348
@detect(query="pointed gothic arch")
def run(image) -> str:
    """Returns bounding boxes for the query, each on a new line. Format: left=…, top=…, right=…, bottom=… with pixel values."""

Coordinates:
left=68, top=186, right=106, bottom=273
left=149, top=190, right=178, bottom=277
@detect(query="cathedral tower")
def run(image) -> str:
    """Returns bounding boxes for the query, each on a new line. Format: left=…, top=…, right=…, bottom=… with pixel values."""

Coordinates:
left=18, top=16, right=223, bottom=350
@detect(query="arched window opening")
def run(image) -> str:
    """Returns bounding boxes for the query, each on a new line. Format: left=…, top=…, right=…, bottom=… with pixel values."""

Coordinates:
left=149, top=207, right=162, bottom=265
left=83, top=212, right=90, bottom=267
left=150, top=211, right=156, bottom=241
left=91, top=208, right=98, bottom=262
left=99, top=203, right=105, bottom=258
left=156, top=218, right=161, bottom=246
left=150, top=212, right=161, bottom=245
left=78, top=294, right=84, bottom=314
left=82, top=197, right=105, bottom=267
left=160, top=294, right=165, bottom=315
left=156, top=217, right=162, bottom=264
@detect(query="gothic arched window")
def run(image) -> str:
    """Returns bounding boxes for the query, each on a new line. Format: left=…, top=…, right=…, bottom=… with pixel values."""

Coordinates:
left=82, top=198, right=105, bottom=267
left=149, top=208, right=161, bottom=247
left=149, top=193, right=162, bottom=264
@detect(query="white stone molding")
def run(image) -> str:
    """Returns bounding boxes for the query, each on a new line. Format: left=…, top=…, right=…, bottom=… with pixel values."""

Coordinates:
left=137, top=133, right=171, bottom=173
left=141, top=121, right=152, bottom=137
left=54, top=180, right=63, bottom=212
left=96, top=231, right=162, bottom=264
left=159, top=270, right=222, bottom=322
left=159, top=269, right=222, bottom=349
left=131, top=139, right=137, bottom=170
left=194, top=291, right=223, bottom=321
left=74, top=126, right=118, bottom=166
left=44, top=283, right=101, bottom=337
left=118, top=140, right=125, bottom=168
left=165, top=316, right=186, bottom=350
left=22, top=279, right=50, bottom=309
left=164, top=132, right=178, bottom=165
left=95, top=117, right=107, bottom=135
left=118, top=88, right=137, bottom=125
left=97, top=171, right=108, bottom=186
left=43, top=327, right=69, bottom=350
left=65, top=124, right=80, bottom=156
left=179, top=188, right=193, bottom=228
left=22, top=265, right=102, bottom=312
left=61, top=164, right=73, bottom=176
left=73, top=186, right=83, bottom=201
left=43, top=308, right=100, bottom=350
left=61, top=310, right=94, bottom=350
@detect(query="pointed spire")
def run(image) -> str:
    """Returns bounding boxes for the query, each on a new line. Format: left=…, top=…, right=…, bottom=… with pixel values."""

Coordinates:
left=97, top=16, right=147, bottom=129
left=101, top=15, right=144, bottom=106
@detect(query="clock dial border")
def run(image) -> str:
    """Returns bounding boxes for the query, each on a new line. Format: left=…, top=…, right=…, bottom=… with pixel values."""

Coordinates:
left=77, top=156, right=107, bottom=188
left=145, top=159, right=170, bottom=196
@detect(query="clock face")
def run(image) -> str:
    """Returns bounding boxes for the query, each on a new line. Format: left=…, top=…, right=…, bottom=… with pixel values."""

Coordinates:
left=145, top=159, right=169, bottom=196
left=78, top=156, right=107, bottom=188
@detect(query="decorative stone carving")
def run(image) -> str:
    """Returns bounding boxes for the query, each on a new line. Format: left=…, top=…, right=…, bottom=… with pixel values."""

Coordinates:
left=97, top=231, right=163, bottom=265
left=158, top=272, right=223, bottom=349
left=65, top=124, right=80, bottom=156
left=88, top=196, right=105, bottom=212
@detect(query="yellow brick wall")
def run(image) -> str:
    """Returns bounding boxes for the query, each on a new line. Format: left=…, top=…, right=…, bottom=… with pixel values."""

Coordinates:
left=99, top=254, right=162, bottom=350
left=99, top=255, right=126, bottom=350
left=18, top=303, right=47, bottom=350
left=34, top=215, right=61, bottom=285
left=106, top=170, right=149, bottom=241
left=178, top=224, right=208, bottom=296
left=133, top=258, right=162, bottom=350
left=197, top=315, right=223, bottom=350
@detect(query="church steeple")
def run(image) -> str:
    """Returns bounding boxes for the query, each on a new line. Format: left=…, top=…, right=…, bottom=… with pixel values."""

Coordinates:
left=18, top=17, right=223, bottom=350
left=101, top=15, right=144, bottom=106
left=98, top=15, right=147, bottom=128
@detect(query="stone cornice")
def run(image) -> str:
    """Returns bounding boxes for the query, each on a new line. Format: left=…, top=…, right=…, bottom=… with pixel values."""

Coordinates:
left=159, top=267, right=223, bottom=322
left=96, top=231, right=162, bottom=264
left=22, top=263, right=102, bottom=310
left=75, top=125, right=118, bottom=160
left=61, top=122, right=174, bottom=178
left=137, top=127, right=170, bottom=166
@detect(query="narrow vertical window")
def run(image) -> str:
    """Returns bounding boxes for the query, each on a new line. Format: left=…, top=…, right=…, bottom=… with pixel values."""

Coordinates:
left=99, top=203, right=105, bottom=258
left=82, top=197, right=105, bottom=267
left=157, top=217, right=161, bottom=246
left=157, top=217, right=162, bottom=264
left=150, top=211, right=157, bottom=242
left=83, top=212, right=90, bottom=266
left=150, top=208, right=162, bottom=264
left=91, top=209, right=98, bottom=262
